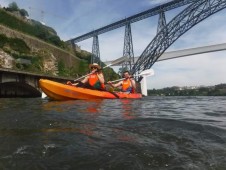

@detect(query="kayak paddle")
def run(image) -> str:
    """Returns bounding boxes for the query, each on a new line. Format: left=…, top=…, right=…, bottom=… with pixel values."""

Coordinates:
left=74, top=56, right=128, bottom=81
left=109, top=68, right=154, bottom=83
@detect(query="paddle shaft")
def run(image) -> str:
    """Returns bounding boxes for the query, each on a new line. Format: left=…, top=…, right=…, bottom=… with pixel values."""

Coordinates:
left=109, top=69, right=154, bottom=83
left=74, top=56, right=128, bottom=82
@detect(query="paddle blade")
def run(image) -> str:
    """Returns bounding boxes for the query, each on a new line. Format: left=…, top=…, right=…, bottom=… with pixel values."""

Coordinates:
left=139, top=69, right=154, bottom=77
left=41, top=91, right=47, bottom=99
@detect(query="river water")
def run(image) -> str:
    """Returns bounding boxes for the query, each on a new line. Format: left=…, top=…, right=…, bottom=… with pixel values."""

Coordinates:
left=0, top=96, right=226, bottom=170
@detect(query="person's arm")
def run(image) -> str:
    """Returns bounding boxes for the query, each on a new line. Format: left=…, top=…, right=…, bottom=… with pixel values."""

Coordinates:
left=108, top=81, right=122, bottom=88
left=81, top=69, right=97, bottom=84
left=97, top=73, right=105, bottom=84
left=81, top=76, right=89, bottom=84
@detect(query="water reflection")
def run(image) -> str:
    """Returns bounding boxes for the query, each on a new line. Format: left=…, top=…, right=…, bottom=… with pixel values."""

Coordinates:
left=80, top=100, right=103, bottom=116
left=41, top=99, right=139, bottom=144
left=42, top=99, right=102, bottom=115
left=40, top=100, right=104, bottom=141
left=120, top=99, right=137, bottom=120
left=42, top=100, right=78, bottom=112
left=1, top=97, right=226, bottom=169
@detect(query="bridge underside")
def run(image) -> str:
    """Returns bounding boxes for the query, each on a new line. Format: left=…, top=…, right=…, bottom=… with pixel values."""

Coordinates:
left=0, top=82, right=41, bottom=98
left=132, top=0, right=226, bottom=75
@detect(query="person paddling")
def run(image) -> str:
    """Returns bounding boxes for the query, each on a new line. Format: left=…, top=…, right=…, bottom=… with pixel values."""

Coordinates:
left=67, top=63, right=105, bottom=90
left=107, top=71, right=136, bottom=93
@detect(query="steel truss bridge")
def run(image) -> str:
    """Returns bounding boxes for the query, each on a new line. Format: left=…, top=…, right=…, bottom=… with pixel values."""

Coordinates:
left=67, top=0, right=226, bottom=78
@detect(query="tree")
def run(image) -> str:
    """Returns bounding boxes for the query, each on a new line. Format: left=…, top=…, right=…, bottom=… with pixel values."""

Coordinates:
left=58, top=59, right=67, bottom=76
left=118, top=67, right=128, bottom=76
left=19, top=9, right=29, bottom=17
left=8, top=2, right=19, bottom=11
left=47, top=35, right=62, bottom=46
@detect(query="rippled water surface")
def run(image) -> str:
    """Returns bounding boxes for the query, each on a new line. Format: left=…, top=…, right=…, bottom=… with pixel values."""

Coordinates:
left=0, top=96, right=226, bottom=170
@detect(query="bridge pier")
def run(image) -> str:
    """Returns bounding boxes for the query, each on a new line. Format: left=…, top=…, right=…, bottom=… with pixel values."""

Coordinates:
left=0, top=68, right=72, bottom=98
left=0, top=72, right=2, bottom=83
left=92, top=34, right=100, bottom=65
left=122, top=22, right=134, bottom=72
left=0, top=82, right=41, bottom=98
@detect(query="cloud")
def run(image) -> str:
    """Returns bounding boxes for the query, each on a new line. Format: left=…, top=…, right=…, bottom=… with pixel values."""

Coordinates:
left=58, top=1, right=126, bottom=40
left=149, top=51, right=226, bottom=89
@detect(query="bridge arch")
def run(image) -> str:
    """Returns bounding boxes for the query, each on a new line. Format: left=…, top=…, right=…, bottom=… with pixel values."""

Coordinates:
left=132, top=0, right=226, bottom=75
left=0, top=82, right=41, bottom=98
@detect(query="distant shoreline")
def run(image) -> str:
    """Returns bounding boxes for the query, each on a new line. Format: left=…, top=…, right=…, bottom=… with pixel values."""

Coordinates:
left=148, top=83, right=226, bottom=96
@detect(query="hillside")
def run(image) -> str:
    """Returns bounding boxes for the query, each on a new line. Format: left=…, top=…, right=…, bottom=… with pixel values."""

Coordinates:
left=0, top=3, right=119, bottom=80
left=0, top=5, right=65, bottom=49
left=0, top=3, right=86, bottom=77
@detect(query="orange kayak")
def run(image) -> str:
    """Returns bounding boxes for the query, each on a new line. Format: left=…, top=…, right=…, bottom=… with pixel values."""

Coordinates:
left=39, top=79, right=142, bottom=100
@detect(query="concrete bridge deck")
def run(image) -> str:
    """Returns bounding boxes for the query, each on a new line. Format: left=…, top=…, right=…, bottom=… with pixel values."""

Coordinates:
left=104, top=43, right=226, bottom=66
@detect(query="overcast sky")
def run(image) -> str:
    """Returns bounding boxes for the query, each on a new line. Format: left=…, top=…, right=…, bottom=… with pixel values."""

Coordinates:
left=1, top=0, right=226, bottom=89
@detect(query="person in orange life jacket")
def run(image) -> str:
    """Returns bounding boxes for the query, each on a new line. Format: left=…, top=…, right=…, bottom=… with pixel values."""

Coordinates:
left=107, top=71, right=136, bottom=93
left=67, top=63, right=105, bottom=90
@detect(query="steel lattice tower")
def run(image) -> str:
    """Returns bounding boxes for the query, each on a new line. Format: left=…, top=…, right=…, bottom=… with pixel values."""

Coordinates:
left=91, top=35, right=100, bottom=64
left=122, top=22, right=134, bottom=72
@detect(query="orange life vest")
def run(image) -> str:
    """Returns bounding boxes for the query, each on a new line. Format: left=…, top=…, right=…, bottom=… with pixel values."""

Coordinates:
left=122, top=78, right=134, bottom=93
left=88, top=73, right=105, bottom=90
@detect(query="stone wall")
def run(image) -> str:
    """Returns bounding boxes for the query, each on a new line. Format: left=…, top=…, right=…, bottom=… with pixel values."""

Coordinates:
left=0, top=49, right=14, bottom=68
left=0, top=24, right=81, bottom=69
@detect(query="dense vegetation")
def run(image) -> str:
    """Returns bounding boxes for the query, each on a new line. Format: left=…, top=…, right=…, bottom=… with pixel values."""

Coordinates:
left=148, top=84, right=226, bottom=96
left=0, top=34, right=30, bottom=53
left=0, top=3, right=66, bottom=49
left=4, top=2, right=28, bottom=17
left=1, top=33, right=45, bottom=72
